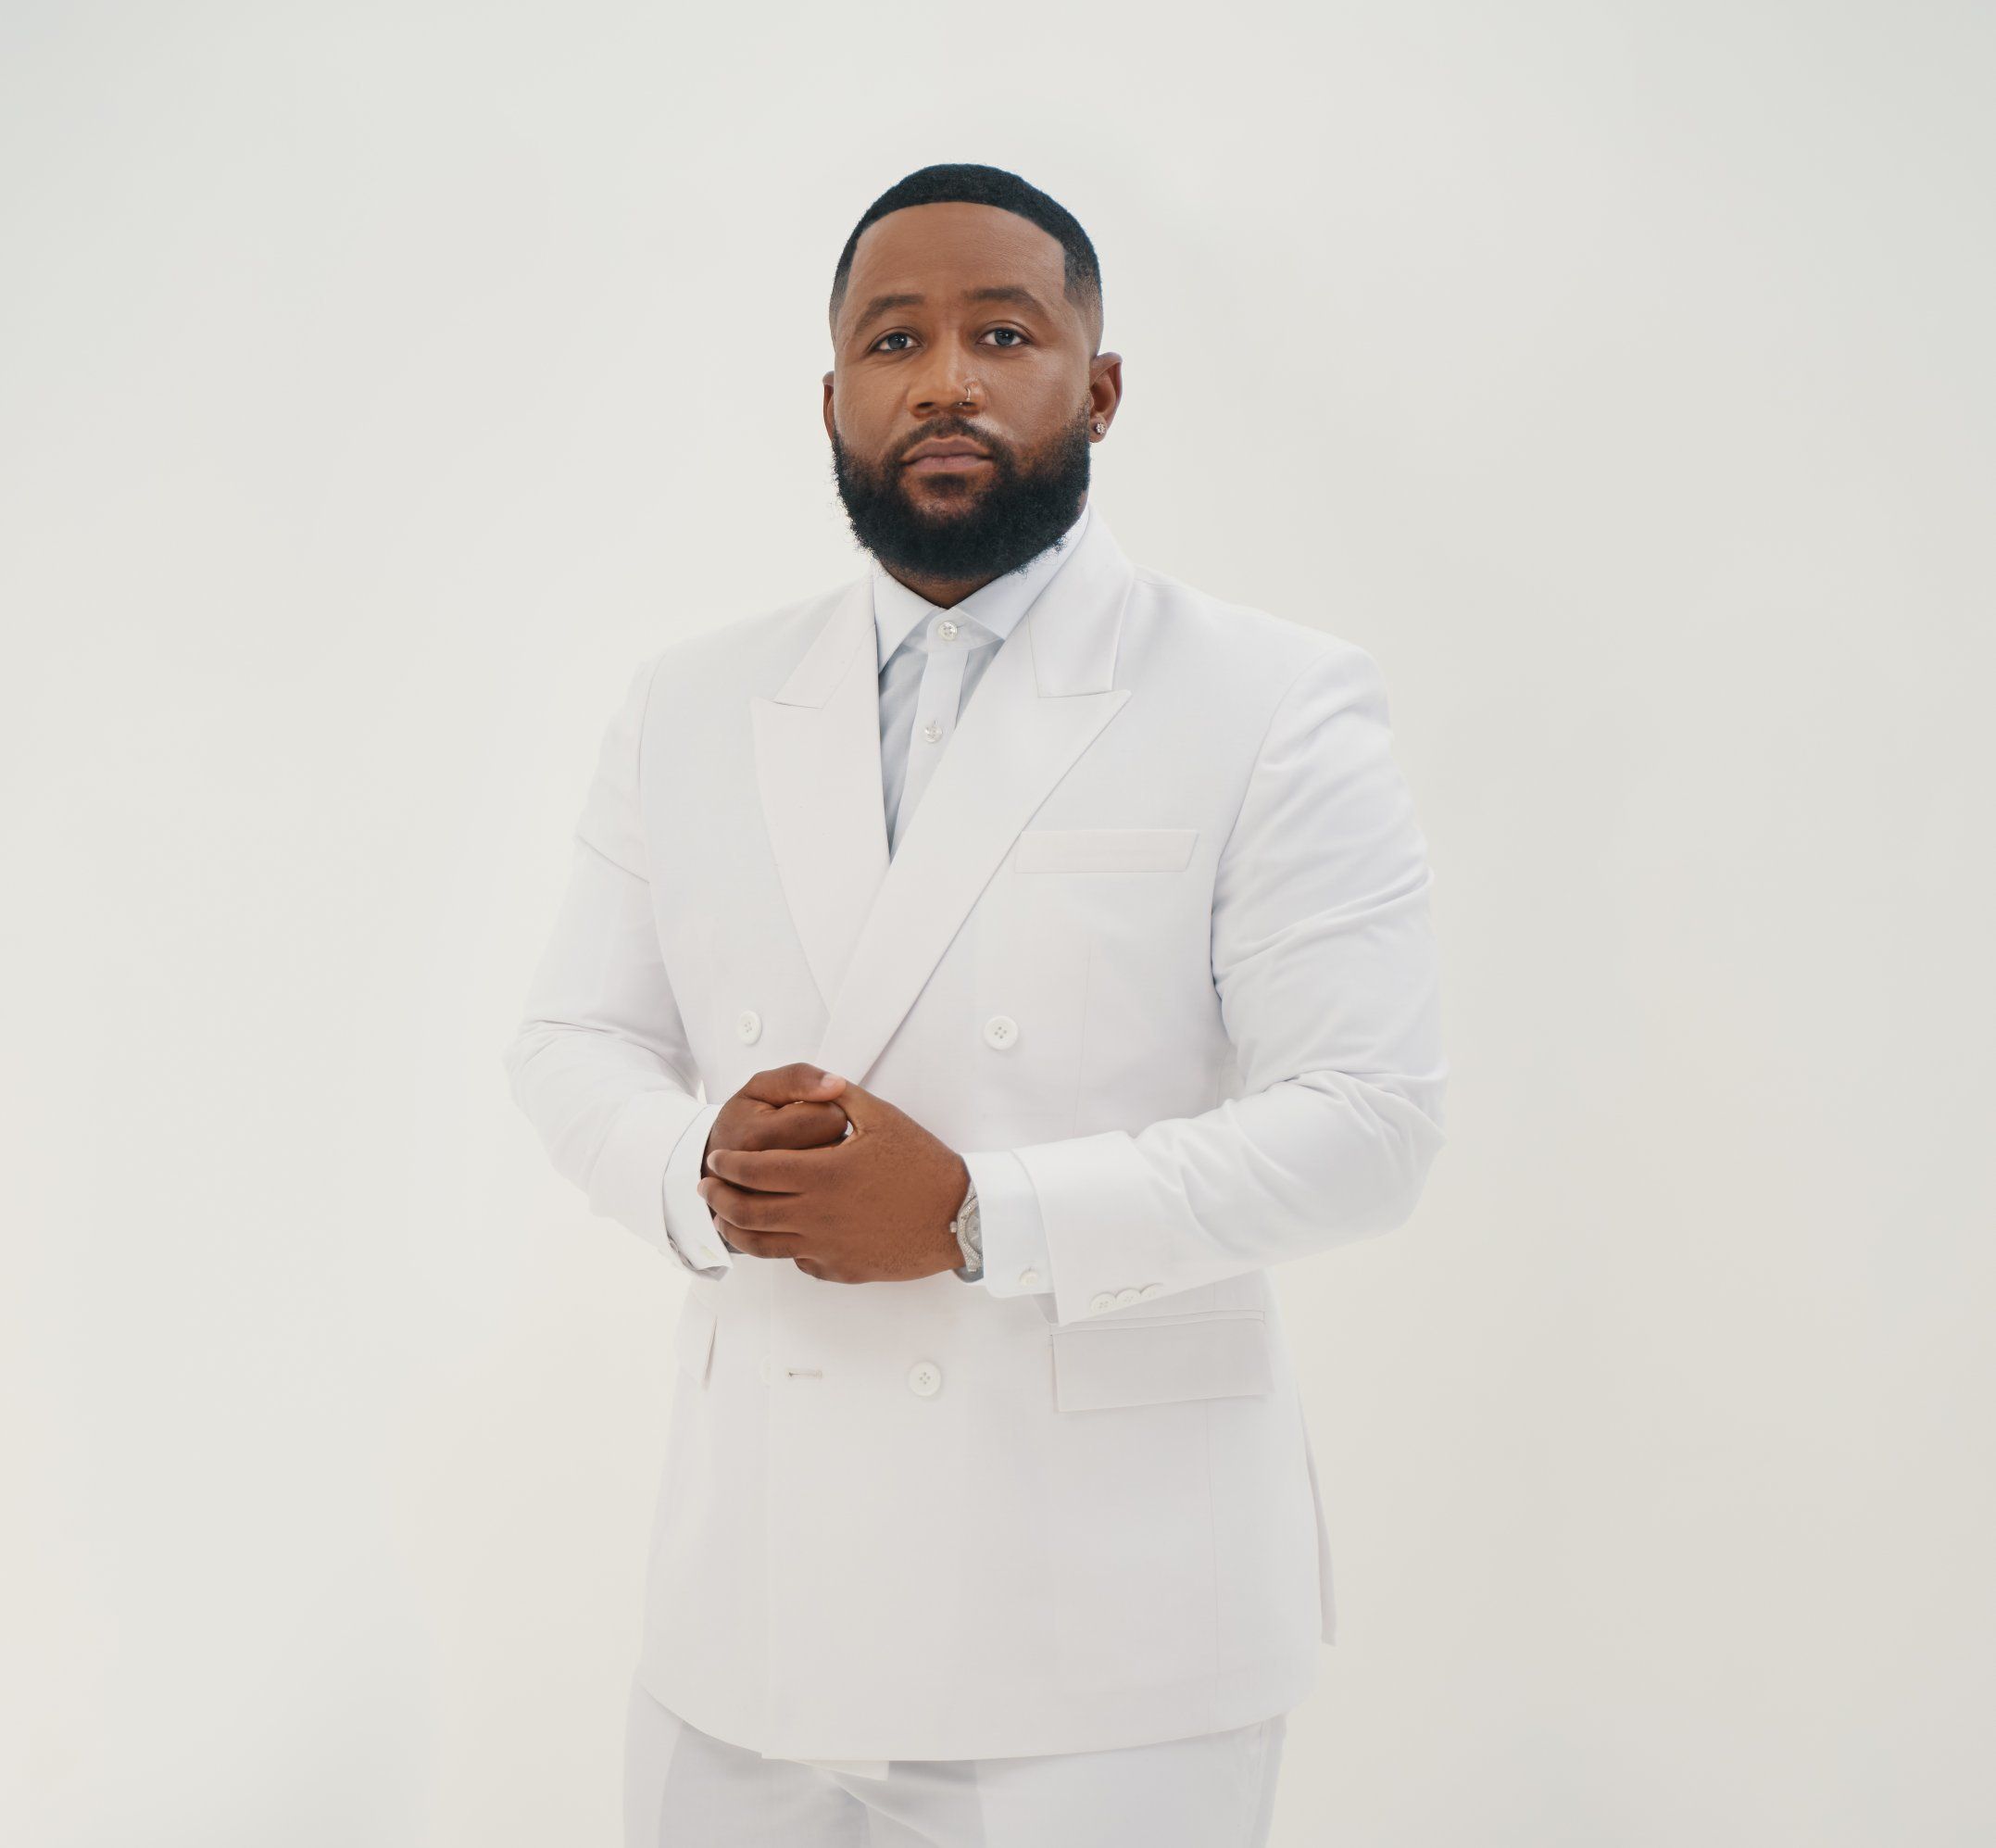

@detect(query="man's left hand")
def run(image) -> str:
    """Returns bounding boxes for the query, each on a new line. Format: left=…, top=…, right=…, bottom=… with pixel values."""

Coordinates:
left=697, top=1079, right=970, bottom=1284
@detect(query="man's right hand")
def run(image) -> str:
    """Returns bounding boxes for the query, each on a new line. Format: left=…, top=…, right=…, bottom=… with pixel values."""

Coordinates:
left=702, top=1064, right=850, bottom=1253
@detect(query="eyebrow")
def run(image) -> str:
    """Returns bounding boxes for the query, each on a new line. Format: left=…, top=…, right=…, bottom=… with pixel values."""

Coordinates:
left=851, top=285, right=1051, bottom=333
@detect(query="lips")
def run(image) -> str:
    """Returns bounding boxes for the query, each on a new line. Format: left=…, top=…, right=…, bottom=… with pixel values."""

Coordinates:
left=902, top=437, right=990, bottom=465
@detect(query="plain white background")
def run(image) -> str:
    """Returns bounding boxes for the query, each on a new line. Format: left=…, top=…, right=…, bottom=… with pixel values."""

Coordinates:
left=4, top=2, right=1990, bottom=1842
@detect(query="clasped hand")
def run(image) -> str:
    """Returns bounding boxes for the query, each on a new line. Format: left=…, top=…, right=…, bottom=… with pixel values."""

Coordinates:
left=696, top=1063, right=971, bottom=1284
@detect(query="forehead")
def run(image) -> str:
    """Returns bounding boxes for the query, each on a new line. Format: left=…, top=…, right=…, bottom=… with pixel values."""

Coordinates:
left=843, top=201, right=1069, bottom=317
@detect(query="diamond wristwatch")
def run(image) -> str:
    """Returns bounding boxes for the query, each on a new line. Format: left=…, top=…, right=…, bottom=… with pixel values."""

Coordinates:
left=949, top=1175, right=983, bottom=1282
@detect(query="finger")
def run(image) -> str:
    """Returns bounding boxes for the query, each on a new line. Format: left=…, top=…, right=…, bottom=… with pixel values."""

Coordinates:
left=739, top=1064, right=847, bottom=1108
left=823, top=1077, right=880, bottom=1128
left=703, top=1143, right=839, bottom=1194
left=721, top=1223, right=805, bottom=1261
left=733, top=1100, right=853, bottom=1151
left=697, top=1175, right=799, bottom=1232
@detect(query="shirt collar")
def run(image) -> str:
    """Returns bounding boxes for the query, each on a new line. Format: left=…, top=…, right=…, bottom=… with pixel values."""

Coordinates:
left=871, top=498, right=1093, bottom=673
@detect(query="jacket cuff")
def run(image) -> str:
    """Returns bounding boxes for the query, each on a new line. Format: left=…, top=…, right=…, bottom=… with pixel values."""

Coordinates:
left=659, top=1100, right=731, bottom=1276
left=1009, top=1129, right=1221, bottom=1326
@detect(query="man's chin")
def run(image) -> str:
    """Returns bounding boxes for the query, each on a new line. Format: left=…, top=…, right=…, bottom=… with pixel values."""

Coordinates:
left=897, top=479, right=987, bottom=517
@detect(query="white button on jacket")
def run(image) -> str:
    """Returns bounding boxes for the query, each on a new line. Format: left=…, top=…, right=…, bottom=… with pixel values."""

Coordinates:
left=503, top=502, right=1448, bottom=1766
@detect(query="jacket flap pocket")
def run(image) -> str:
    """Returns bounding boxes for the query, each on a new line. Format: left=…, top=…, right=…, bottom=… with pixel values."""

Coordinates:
left=1051, top=1311, right=1271, bottom=1412
left=675, top=1289, right=717, bottom=1389
left=1015, top=827, right=1199, bottom=874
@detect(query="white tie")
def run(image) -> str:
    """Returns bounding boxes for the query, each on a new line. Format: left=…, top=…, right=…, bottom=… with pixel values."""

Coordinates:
left=891, top=614, right=997, bottom=854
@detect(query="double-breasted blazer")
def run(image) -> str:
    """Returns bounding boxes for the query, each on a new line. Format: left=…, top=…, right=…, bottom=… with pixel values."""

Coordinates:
left=504, top=504, right=1448, bottom=1764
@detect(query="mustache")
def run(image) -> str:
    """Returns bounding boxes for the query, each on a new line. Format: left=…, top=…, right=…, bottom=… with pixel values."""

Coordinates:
left=897, top=421, right=1004, bottom=465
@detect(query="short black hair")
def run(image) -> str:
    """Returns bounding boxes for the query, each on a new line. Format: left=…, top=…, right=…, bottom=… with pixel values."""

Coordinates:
left=829, top=163, right=1103, bottom=355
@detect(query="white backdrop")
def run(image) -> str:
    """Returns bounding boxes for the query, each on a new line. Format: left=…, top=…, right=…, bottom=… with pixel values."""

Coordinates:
left=5, top=3, right=1990, bottom=1842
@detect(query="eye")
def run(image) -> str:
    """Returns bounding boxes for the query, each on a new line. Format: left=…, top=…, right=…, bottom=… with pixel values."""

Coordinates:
left=872, top=331, right=914, bottom=353
left=985, top=327, right=1027, bottom=347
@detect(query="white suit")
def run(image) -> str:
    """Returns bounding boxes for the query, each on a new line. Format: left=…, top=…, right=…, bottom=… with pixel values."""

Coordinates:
left=504, top=502, right=1448, bottom=1766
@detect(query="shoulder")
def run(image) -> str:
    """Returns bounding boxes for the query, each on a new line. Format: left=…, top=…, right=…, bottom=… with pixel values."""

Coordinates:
left=1123, top=561, right=1381, bottom=717
left=630, top=576, right=863, bottom=710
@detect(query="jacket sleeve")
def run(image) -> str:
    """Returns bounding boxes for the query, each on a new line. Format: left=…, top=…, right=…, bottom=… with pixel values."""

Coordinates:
left=965, top=641, right=1449, bottom=1327
left=502, top=656, right=734, bottom=1276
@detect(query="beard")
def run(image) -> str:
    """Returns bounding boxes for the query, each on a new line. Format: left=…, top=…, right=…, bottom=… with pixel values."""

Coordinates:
left=829, top=404, right=1093, bottom=584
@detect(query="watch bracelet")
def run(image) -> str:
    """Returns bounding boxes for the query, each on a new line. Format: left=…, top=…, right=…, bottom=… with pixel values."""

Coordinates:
left=950, top=1175, right=982, bottom=1280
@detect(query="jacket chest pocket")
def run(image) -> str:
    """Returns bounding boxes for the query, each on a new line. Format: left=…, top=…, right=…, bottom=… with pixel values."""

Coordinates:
left=1049, top=1310, right=1272, bottom=1413
left=1013, top=826, right=1199, bottom=874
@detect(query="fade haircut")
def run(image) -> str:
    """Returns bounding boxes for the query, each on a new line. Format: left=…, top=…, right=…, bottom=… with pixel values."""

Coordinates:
left=829, top=163, right=1103, bottom=356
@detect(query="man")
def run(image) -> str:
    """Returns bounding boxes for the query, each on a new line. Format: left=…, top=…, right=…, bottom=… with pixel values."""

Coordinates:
left=505, top=162, right=1448, bottom=1847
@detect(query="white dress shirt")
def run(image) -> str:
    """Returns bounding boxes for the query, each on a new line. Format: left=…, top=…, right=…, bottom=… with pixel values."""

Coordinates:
left=659, top=502, right=1092, bottom=1295
left=872, top=498, right=1092, bottom=859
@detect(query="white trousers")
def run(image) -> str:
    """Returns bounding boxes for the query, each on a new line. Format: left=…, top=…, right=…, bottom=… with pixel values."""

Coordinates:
left=623, top=1678, right=1288, bottom=1848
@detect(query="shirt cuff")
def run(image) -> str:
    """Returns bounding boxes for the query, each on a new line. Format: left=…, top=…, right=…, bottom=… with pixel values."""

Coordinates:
left=960, top=1148, right=1052, bottom=1297
left=660, top=1100, right=731, bottom=1276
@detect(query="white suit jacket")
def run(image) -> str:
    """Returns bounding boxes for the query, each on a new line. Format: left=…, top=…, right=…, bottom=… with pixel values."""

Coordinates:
left=503, top=505, right=1449, bottom=1764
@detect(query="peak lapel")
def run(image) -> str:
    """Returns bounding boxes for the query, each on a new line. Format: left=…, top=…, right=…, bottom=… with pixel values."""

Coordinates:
left=750, top=572, right=890, bottom=1020
left=811, top=507, right=1138, bottom=1087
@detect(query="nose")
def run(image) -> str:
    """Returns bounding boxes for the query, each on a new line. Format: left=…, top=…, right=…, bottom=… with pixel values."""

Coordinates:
left=910, top=369, right=982, bottom=417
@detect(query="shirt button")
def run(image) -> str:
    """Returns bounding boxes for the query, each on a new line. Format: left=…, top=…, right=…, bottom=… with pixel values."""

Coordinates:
left=936, top=619, right=959, bottom=640
left=1116, top=1287, right=1140, bottom=1306
left=923, top=720, right=943, bottom=743
left=1089, top=1291, right=1116, bottom=1314
left=1019, top=1267, right=1042, bottom=1289
left=908, top=1360, right=943, bottom=1398
left=982, top=1014, right=1018, bottom=1050
left=736, top=1009, right=761, bottom=1043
